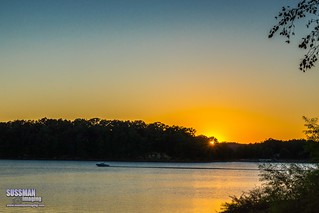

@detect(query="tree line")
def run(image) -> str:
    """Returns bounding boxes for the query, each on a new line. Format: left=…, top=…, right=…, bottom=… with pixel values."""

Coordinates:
left=211, top=138, right=319, bottom=161
left=0, top=118, right=317, bottom=162
left=0, top=118, right=213, bottom=161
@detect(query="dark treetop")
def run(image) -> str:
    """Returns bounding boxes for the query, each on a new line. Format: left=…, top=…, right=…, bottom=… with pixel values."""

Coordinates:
left=0, top=118, right=317, bottom=162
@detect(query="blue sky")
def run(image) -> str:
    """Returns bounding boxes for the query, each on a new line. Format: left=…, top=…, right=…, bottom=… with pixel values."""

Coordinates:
left=1, top=0, right=318, bottom=142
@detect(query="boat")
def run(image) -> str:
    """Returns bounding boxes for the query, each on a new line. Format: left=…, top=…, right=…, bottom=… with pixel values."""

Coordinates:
left=96, top=163, right=110, bottom=167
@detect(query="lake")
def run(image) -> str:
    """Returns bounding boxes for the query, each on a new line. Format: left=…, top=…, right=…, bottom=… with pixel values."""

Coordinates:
left=0, top=160, right=261, bottom=212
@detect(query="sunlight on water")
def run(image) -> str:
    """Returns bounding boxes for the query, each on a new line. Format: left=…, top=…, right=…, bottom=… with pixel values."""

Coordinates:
left=0, top=160, right=260, bottom=213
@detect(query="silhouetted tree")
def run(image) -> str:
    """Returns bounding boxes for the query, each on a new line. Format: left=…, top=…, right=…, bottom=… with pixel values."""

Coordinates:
left=303, top=116, right=319, bottom=141
left=0, top=118, right=214, bottom=161
left=0, top=118, right=315, bottom=161
left=269, top=0, right=319, bottom=71
left=303, top=116, right=319, bottom=160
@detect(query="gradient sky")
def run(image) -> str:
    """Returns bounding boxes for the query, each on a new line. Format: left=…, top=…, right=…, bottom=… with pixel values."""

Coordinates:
left=1, top=0, right=318, bottom=143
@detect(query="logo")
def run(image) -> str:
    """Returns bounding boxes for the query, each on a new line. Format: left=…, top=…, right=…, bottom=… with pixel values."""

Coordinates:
left=6, top=188, right=45, bottom=208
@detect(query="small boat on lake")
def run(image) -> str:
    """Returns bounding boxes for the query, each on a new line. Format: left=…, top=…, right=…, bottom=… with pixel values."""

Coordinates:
left=96, top=163, right=110, bottom=167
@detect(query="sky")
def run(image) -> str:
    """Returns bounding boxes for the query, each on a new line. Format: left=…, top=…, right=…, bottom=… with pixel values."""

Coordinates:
left=1, top=0, right=318, bottom=143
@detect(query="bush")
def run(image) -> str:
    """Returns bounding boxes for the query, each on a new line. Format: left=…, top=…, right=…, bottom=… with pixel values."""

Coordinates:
left=220, top=163, right=319, bottom=213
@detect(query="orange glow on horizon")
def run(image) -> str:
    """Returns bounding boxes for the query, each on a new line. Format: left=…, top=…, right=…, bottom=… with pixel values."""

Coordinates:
left=148, top=105, right=307, bottom=144
left=205, top=132, right=225, bottom=143
left=1, top=0, right=318, bottom=145
left=209, top=141, right=216, bottom=146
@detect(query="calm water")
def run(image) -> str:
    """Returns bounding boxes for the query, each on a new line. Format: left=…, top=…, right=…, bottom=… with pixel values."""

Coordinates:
left=0, top=160, right=261, bottom=213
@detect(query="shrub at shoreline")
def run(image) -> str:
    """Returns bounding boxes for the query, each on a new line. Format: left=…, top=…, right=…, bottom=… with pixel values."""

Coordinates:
left=220, top=163, right=319, bottom=213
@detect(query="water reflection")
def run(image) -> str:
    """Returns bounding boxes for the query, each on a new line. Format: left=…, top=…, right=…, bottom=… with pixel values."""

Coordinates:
left=0, top=160, right=260, bottom=212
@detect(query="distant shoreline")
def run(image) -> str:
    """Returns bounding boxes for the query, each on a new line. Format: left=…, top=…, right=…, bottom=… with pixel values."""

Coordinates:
left=0, top=158, right=314, bottom=164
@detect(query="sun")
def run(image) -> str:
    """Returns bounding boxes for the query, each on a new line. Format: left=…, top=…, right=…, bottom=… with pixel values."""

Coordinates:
left=209, top=139, right=217, bottom=146
left=204, top=131, right=226, bottom=143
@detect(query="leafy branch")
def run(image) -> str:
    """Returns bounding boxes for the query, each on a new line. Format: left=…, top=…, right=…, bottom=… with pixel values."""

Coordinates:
left=269, top=0, right=319, bottom=72
left=303, top=116, right=319, bottom=141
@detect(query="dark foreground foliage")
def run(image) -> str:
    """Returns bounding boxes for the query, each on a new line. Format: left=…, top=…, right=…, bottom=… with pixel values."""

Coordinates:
left=220, top=164, right=319, bottom=213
